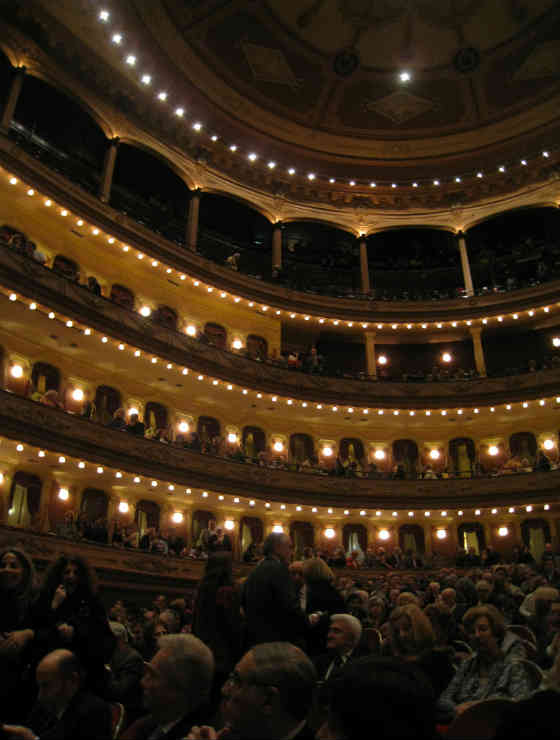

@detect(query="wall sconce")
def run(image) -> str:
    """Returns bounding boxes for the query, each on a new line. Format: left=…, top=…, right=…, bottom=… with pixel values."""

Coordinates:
left=72, top=388, right=84, bottom=402
left=118, top=501, right=129, bottom=514
left=10, top=364, right=23, bottom=378
left=498, top=526, right=509, bottom=537
left=488, top=445, right=499, bottom=456
left=436, top=529, right=447, bottom=540
left=324, top=527, right=336, bottom=539
left=378, top=529, right=390, bottom=540
left=171, top=511, right=184, bottom=524
left=178, top=421, right=189, bottom=433
left=273, top=441, right=284, bottom=453
left=374, top=449, right=386, bottom=460
left=272, top=524, right=284, bottom=533
left=58, top=487, right=70, bottom=501
left=322, top=446, right=333, bottom=457
left=429, top=449, right=440, bottom=460
left=224, top=519, right=235, bottom=531
left=227, top=432, right=238, bottom=444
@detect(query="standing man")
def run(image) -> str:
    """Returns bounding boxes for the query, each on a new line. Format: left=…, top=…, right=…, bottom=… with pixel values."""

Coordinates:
left=242, top=533, right=308, bottom=648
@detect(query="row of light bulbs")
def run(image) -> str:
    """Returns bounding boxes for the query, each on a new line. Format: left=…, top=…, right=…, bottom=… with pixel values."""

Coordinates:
left=1, top=439, right=552, bottom=531
left=5, top=285, right=560, bottom=421
left=96, top=9, right=554, bottom=190
left=7, top=173, right=558, bottom=332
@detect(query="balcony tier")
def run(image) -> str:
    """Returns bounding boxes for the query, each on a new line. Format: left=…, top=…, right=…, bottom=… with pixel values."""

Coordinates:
left=1, top=391, right=559, bottom=509
left=2, top=246, right=560, bottom=409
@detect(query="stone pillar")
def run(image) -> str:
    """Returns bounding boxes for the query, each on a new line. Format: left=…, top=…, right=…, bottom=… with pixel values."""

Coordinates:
left=469, top=326, right=487, bottom=377
left=424, top=524, right=433, bottom=559
left=364, top=331, right=377, bottom=378
left=457, top=232, right=474, bottom=297
left=186, top=190, right=201, bottom=251
left=272, top=223, right=283, bottom=270
left=1, top=66, right=25, bottom=132
left=359, top=239, right=370, bottom=294
left=99, top=137, right=119, bottom=203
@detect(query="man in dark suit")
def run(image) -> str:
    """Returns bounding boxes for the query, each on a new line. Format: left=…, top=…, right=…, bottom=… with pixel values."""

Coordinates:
left=3, top=649, right=112, bottom=740
left=104, top=621, right=144, bottom=723
left=121, top=634, right=214, bottom=740
left=314, top=614, right=364, bottom=681
left=189, top=642, right=317, bottom=740
left=242, top=532, right=308, bottom=648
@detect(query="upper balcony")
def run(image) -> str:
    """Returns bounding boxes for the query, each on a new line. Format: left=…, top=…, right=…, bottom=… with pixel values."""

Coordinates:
left=2, top=242, right=560, bottom=409
left=1, top=389, right=559, bottom=510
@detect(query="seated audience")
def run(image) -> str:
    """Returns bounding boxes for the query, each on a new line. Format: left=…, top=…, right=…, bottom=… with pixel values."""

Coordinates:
left=314, top=614, right=364, bottom=681
left=126, top=413, right=145, bottom=437
left=108, top=408, right=127, bottom=430
left=104, top=620, right=144, bottom=722
left=121, top=634, right=214, bottom=740
left=438, top=604, right=533, bottom=720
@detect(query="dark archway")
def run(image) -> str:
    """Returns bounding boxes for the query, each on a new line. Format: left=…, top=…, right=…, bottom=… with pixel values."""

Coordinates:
left=8, top=472, right=41, bottom=528
left=342, top=524, right=367, bottom=554
left=339, top=438, right=365, bottom=463
left=145, top=402, right=168, bottom=433
left=509, top=432, right=537, bottom=463
left=247, top=335, right=268, bottom=359
left=13, top=75, right=106, bottom=194
left=392, top=439, right=419, bottom=477
left=399, top=524, right=425, bottom=554
left=0, top=50, right=14, bottom=114
left=204, top=323, right=227, bottom=349
left=521, top=519, right=551, bottom=563
left=240, top=516, right=263, bottom=554
left=52, top=255, right=79, bottom=281
left=366, top=227, right=460, bottom=300
left=111, top=143, right=191, bottom=244
left=448, top=438, right=475, bottom=476
left=31, top=362, right=60, bottom=395
left=458, top=523, right=486, bottom=554
left=198, top=193, right=272, bottom=278
left=192, top=510, right=215, bottom=546
left=242, top=426, right=266, bottom=459
left=290, top=521, right=315, bottom=557
left=153, top=305, right=177, bottom=330
left=290, top=434, right=315, bottom=463
left=198, top=416, right=221, bottom=444
left=135, top=500, right=160, bottom=534
left=110, top=284, right=135, bottom=309
left=94, top=385, right=121, bottom=425
left=81, top=489, right=109, bottom=522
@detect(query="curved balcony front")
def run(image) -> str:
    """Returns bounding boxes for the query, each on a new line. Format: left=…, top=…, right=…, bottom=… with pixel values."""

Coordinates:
left=2, top=133, right=560, bottom=325
left=3, top=246, right=560, bottom=409
left=1, top=390, right=559, bottom=509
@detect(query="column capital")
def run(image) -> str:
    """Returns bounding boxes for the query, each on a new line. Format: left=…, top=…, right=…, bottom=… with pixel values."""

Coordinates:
left=469, top=325, right=483, bottom=336
left=110, top=136, right=120, bottom=147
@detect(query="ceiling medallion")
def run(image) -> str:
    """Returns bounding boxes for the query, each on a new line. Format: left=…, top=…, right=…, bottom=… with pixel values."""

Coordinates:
left=333, top=48, right=360, bottom=77
left=454, top=47, right=480, bottom=74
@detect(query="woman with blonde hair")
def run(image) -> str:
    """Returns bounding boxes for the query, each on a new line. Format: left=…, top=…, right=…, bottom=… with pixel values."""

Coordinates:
left=302, top=557, right=346, bottom=656
left=389, top=604, right=454, bottom=696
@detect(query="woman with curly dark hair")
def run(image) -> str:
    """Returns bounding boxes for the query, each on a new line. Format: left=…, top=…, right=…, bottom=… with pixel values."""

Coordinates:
left=34, top=554, right=114, bottom=692
left=0, top=548, right=38, bottom=722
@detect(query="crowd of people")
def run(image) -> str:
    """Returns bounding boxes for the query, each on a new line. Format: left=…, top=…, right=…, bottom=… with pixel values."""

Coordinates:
left=1, top=533, right=559, bottom=739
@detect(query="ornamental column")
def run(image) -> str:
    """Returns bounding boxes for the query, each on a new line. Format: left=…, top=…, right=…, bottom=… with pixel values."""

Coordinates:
left=186, top=190, right=201, bottom=251
left=1, top=66, right=25, bottom=132
left=272, top=222, right=283, bottom=270
left=364, top=331, right=377, bottom=378
left=359, top=238, right=370, bottom=294
left=469, top=326, right=487, bottom=377
left=457, top=232, right=474, bottom=297
left=98, top=137, right=119, bottom=203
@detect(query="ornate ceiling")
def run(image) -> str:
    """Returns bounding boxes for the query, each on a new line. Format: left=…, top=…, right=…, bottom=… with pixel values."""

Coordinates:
left=8, top=0, right=560, bottom=199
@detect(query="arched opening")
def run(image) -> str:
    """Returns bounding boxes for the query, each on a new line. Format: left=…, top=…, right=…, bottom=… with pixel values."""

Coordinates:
left=242, top=426, right=266, bottom=460
left=0, top=51, right=14, bottom=113
left=290, top=521, right=315, bottom=558
left=135, top=500, right=160, bottom=536
left=448, top=438, right=475, bottom=477
left=282, top=221, right=358, bottom=295
left=7, top=472, right=41, bottom=529
left=458, top=523, right=486, bottom=555
left=94, top=385, right=121, bottom=425
left=339, top=438, right=365, bottom=463
left=52, top=255, right=79, bottom=281
left=12, top=75, right=106, bottom=194
left=247, top=335, right=268, bottom=360
left=467, top=206, right=560, bottom=293
left=204, top=322, right=227, bottom=349
left=198, top=193, right=272, bottom=279
left=521, top=518, right=551, bottom=563
left=290, top=433, right=315, bottom=464
left=111, top=143, right=191, bottom=244
left=399, top=524, right=425, bottom=554
left=509, top=432, right=538, bottom=465
left=153, top=305, right=178, bottom=331
left=192, top=510, right=215, bottom=547
left=81, top=488, right=109, bottom=523
left=31, top=362, right=60, bottom=396
left=144, top=402, right=168, bottom=436
left=110, top=284, right=135, bottom=310
left=342, top=524, right=367, bottom=556
left=366, top=227, right=461, bottom=300
left=240, top=516, right=263, bottom=555
left=392, top=439, right=418, bottom=478
left=197, top=416, right=221, bottom=445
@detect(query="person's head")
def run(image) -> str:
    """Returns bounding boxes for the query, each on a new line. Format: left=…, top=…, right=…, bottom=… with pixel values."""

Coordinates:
left=396, top=592, right=419, bottom=608
left=327, top=614, right=362, bottom=655
left=428, top=582, right=440, bottom=595
left=129, top=620, right=146, bottom=648
left=153, top=594, right=167, bottom=613
left=113, top=407, right=125, bottom=420
left=36, top=649, right=82, bottom=715
left=302, top=557, right=334, bottom=585
left=318, top=656, right=435, bottom=740
left=45, top=555, right=96, bottom=598
left=153, top=620, right=169, bottom=640
left=109, top=620, right=128, bottom=646
left=263, top=532, right=292, bottom=564
left=368, top=596, right=387, bottom=624
left=288, top=561, right=305, bottom=590
left=533, top=587, right=560, bottom=618
left=476, top=579, right=494, bottom=603
left=128, top=413, right=139, bottom=425
left=222, top=642, right=316, bottom=739
left=440, top=588, right=456, bottom=609
left=141, top=634, right=214, bottom=721
left=389, top=605, right=435, bottom=657
left=463, top=604, right=505, bottom=656
left=158, top=608, right=181, bottom=634
left=0, top=548, right=34, bottom=596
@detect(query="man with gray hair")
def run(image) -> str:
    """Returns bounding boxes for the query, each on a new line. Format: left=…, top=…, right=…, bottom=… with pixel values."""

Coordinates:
left=188, top=642, right=317, bottom=740
left=314, top=614, right=364, bottom=681
left=121, top=634, right=214, bottom=740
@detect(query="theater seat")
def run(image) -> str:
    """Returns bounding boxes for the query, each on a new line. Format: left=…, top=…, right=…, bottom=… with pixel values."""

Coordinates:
left=445, top=698, right=512, bottom=740
left=110, top=702, right=125, bottom=739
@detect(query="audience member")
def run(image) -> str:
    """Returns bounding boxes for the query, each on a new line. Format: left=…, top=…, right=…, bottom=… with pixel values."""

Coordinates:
left=104, top=620, right=144, bottom=722
left=314, top=614, right=364, bottom=681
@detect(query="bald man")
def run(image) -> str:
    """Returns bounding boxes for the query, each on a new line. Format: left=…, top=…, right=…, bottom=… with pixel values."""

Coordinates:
left=3, top=649, right=112, bottom=740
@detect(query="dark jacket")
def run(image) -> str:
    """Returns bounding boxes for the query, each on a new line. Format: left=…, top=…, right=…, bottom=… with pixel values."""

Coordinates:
left=121, top=707, right=209, bottom=740
left=241, top=556, right=308, bottom=648
left=104, top=642, right=144, bottom=719
left=305, top=581, right=347, bottom=657
left=27, top=690, right=112, bottom=740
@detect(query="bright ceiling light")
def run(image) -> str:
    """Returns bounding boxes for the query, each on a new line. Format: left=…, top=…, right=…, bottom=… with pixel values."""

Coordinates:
left=112, top=33, right=122, bottom=45
left=125, top=55, right=136, bottom=66
left=141, top=74, right=151, bottom=85
left=99, top=10, right=110, bottom=22
left=399, top=71, right=411, bottom=82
